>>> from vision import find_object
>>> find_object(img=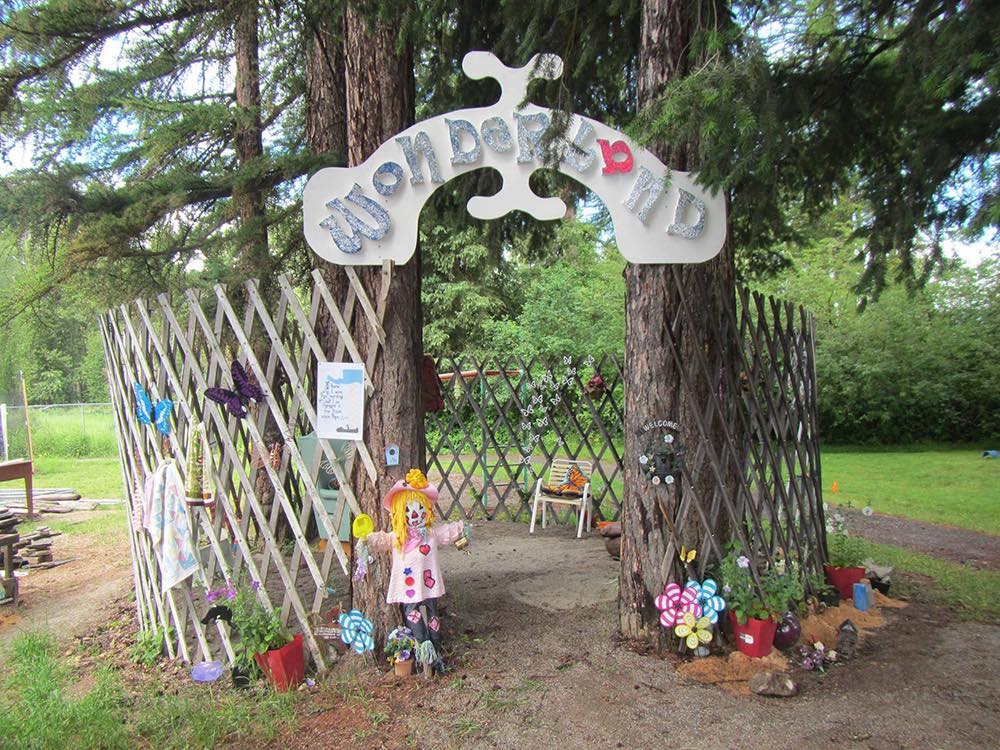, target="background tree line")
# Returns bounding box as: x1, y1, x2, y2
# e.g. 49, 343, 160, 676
1, 0, 997, 447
